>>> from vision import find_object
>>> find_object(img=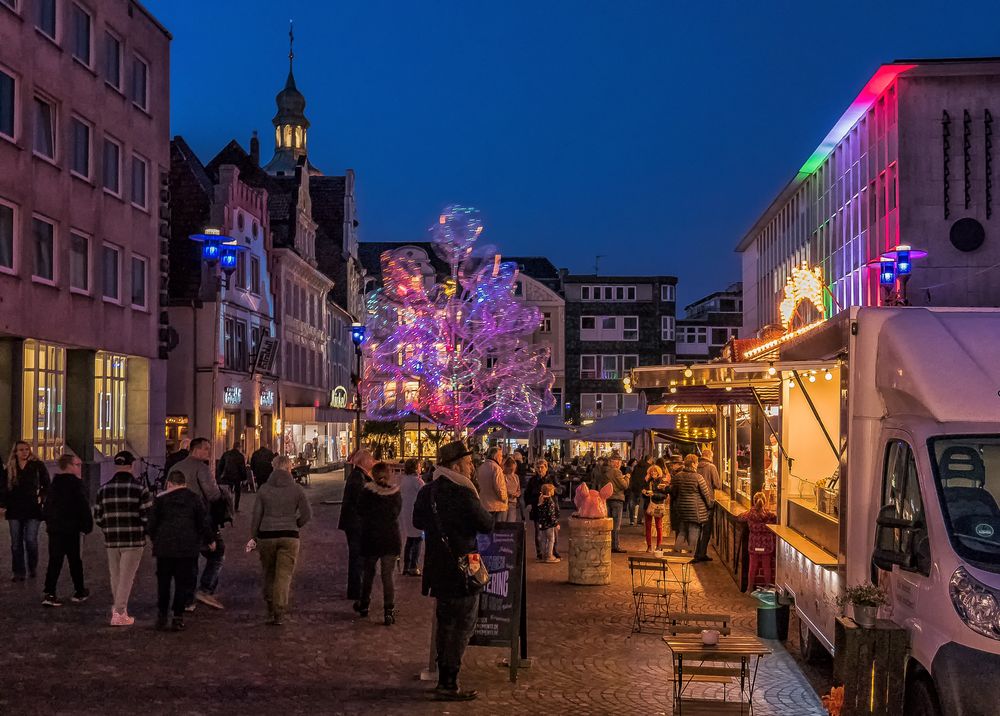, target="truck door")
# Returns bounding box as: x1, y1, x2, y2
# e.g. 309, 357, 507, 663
872, 438, 933, 626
